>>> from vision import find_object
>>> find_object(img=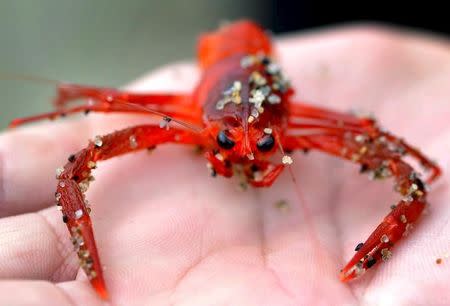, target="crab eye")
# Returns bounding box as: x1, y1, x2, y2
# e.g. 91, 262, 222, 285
256, 134, 275, 152
217, 130, 235, 149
